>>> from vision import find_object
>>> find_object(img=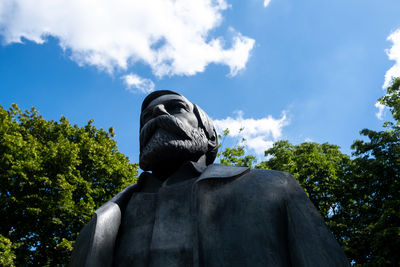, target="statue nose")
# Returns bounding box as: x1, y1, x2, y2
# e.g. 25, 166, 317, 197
153, 104, 169, 116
